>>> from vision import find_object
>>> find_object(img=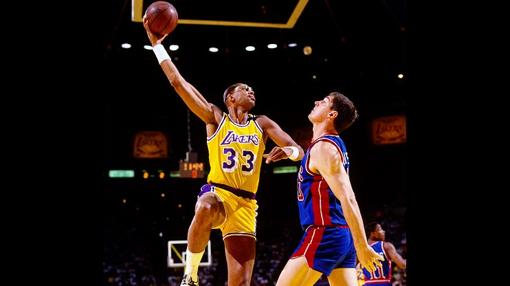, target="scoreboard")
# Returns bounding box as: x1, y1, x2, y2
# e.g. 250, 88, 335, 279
179, 161, 205, 178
